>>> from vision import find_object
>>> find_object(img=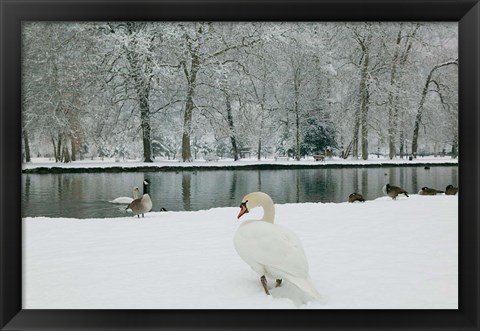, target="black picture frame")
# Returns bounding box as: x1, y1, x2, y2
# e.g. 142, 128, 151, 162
1, 0, 479, 330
